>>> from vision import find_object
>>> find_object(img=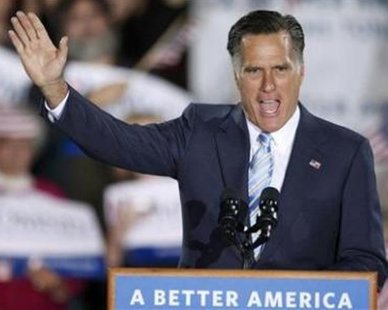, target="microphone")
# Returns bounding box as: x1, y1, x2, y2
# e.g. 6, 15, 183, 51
247, 187, 280, 248
218, 188, 253, 268
218, 188, 247, 243
192, 190, 246, 268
